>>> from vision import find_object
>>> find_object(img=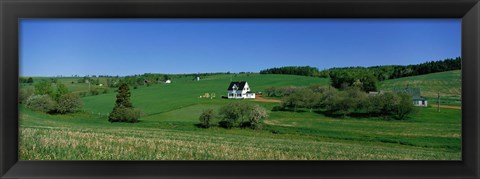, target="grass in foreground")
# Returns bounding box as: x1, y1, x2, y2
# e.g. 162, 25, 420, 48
19, 104, 461, 160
